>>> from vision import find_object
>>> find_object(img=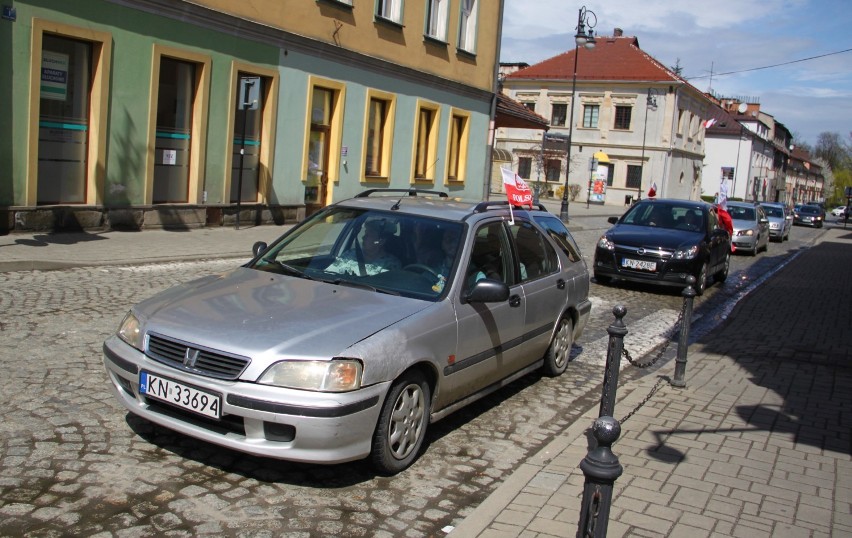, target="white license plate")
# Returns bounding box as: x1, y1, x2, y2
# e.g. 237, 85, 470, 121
140, 371, 221, 419
622, 258, 656, 271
